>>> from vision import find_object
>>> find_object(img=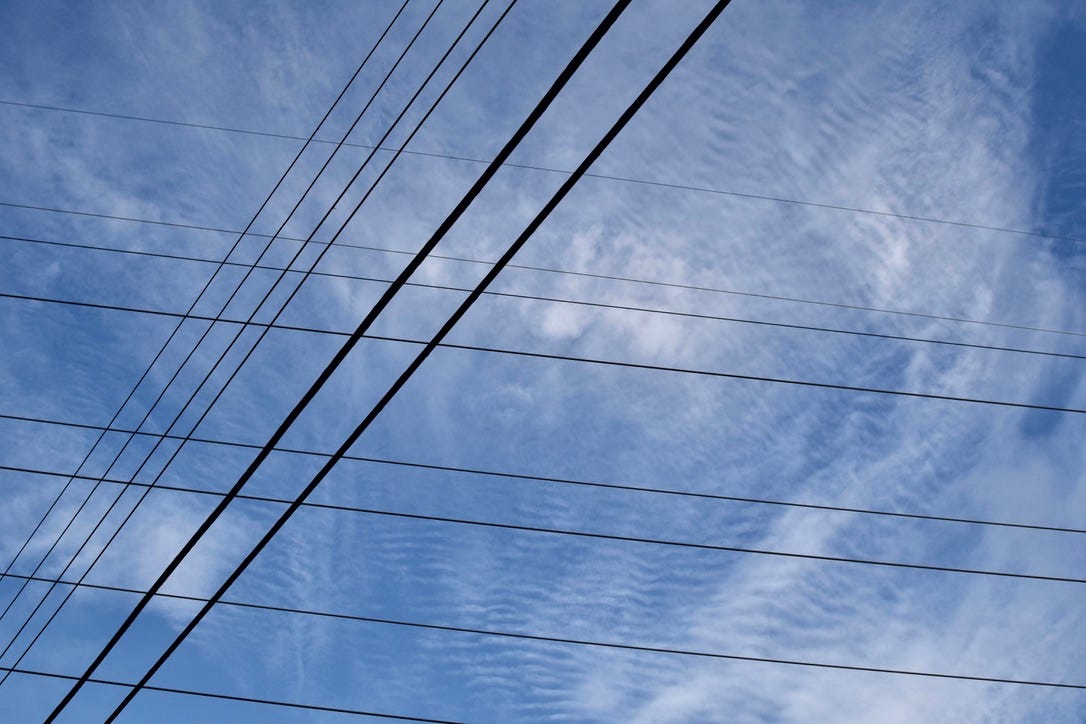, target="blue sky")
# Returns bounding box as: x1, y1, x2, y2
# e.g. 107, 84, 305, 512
1, 0, 1085, 721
